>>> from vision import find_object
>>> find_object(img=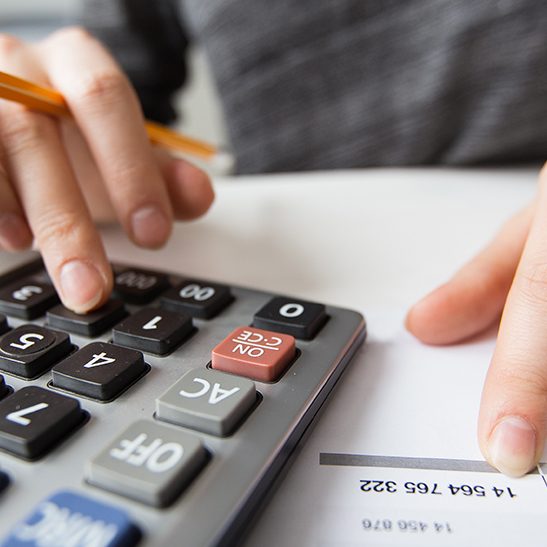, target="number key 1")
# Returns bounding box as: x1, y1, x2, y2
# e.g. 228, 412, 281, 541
112, 308, 193, 355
